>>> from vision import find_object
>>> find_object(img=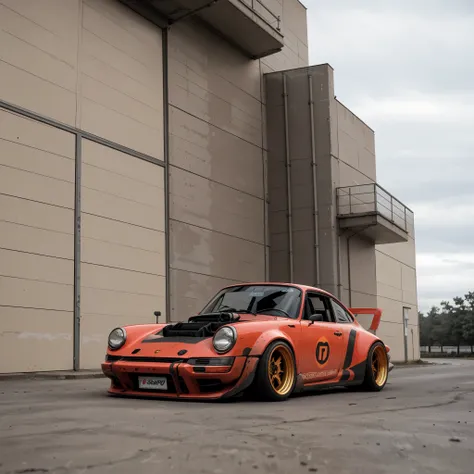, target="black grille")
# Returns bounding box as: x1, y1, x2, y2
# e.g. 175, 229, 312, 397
178, 376, 189, 394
